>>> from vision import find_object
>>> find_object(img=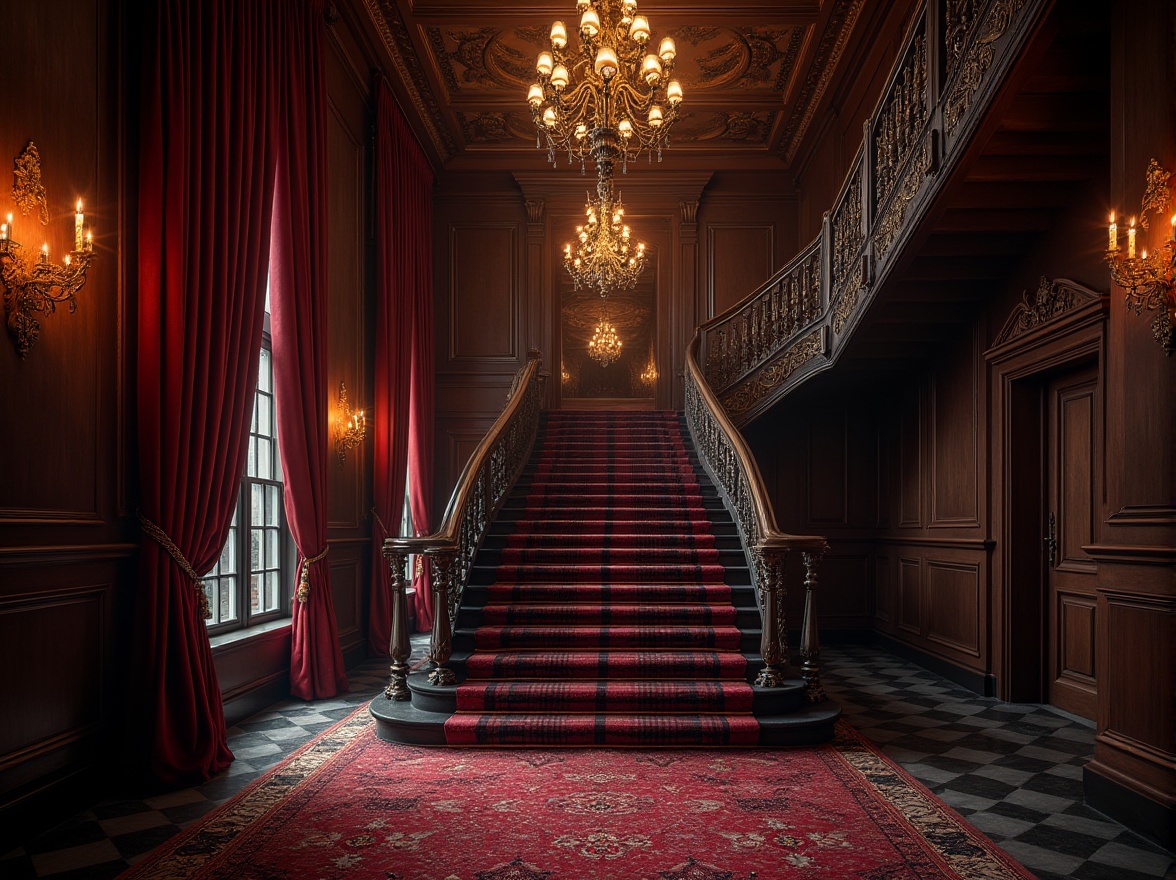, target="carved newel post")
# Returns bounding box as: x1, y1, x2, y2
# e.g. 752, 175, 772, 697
800, 550, 827, 702
382, 549, 411, 701
427, 551, 456, 686
751, 546, 788, 687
